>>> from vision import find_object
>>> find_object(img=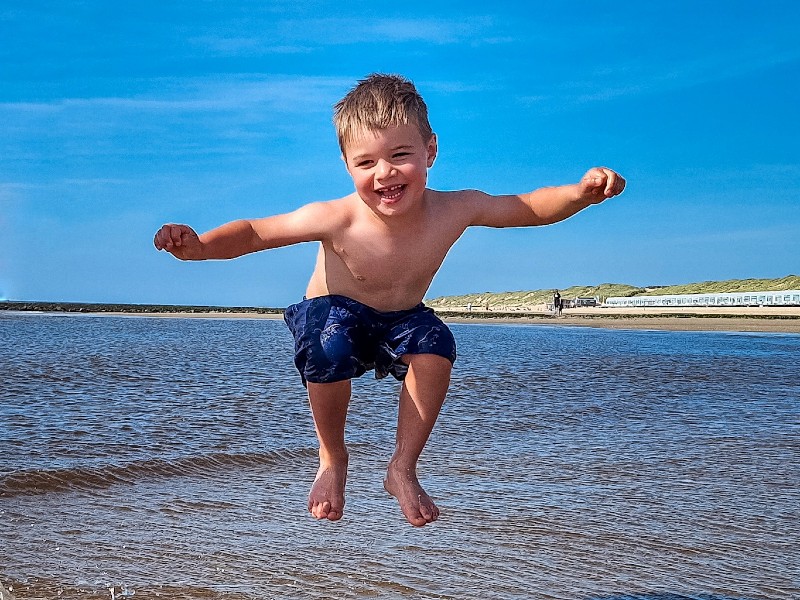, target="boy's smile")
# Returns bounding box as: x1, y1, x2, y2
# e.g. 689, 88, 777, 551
377, 184, 405, 202
343, 124, 437, 217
